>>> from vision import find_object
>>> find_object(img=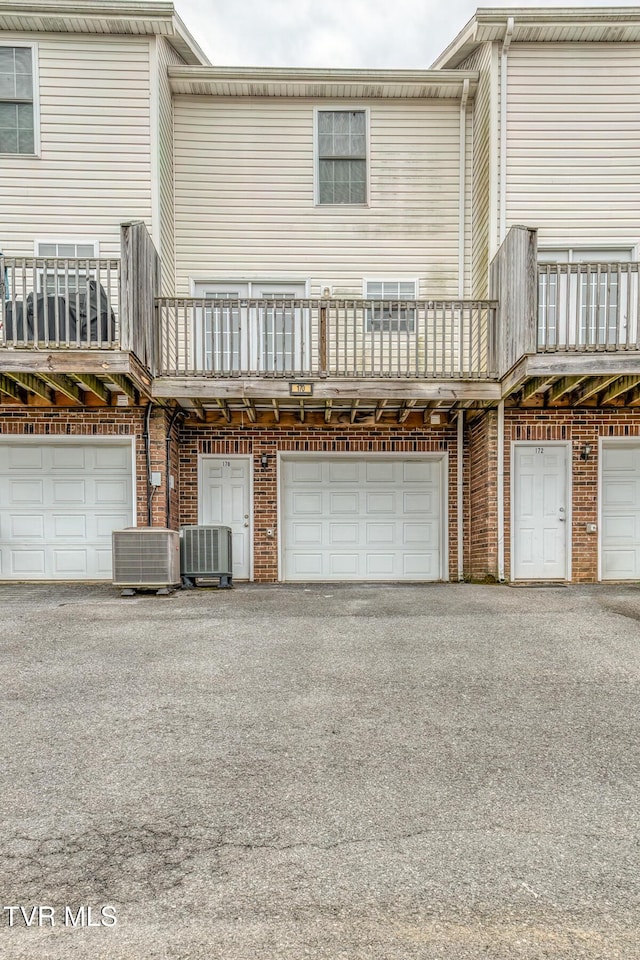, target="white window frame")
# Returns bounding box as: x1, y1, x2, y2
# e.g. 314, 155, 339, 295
538, 244, 638, 348
0, 41, 40, 157
313, 106, 370, 207
34, 238, 100, 296
363, 278, 418, 333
